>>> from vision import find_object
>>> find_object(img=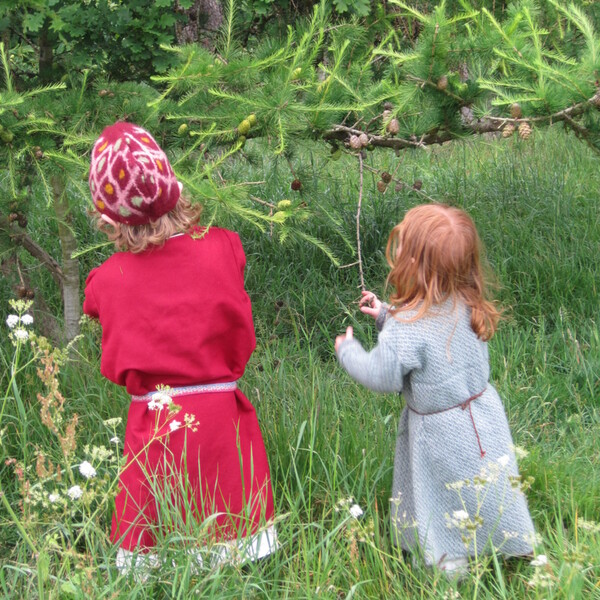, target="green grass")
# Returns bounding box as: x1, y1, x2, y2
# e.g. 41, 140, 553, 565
1, 127, 599, 598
